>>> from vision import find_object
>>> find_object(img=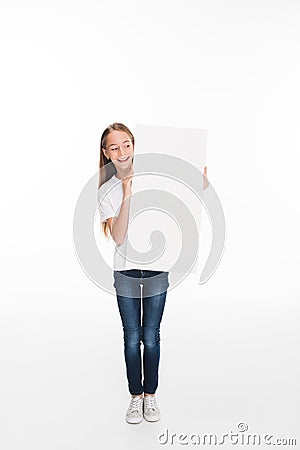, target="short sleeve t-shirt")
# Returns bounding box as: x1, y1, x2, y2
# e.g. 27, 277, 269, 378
98, 175, 128, 271
98, 175, 123, 223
